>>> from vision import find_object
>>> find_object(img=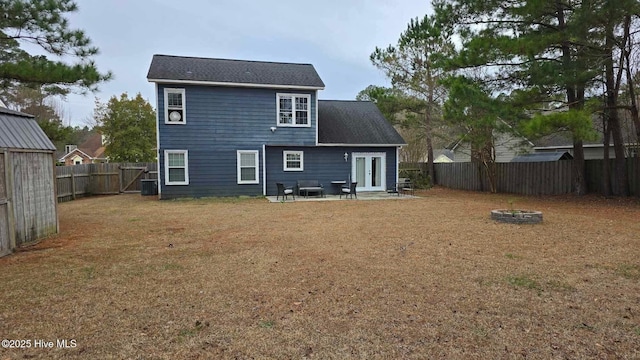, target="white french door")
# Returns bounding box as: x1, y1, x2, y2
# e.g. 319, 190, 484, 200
352, 152, 386, 191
